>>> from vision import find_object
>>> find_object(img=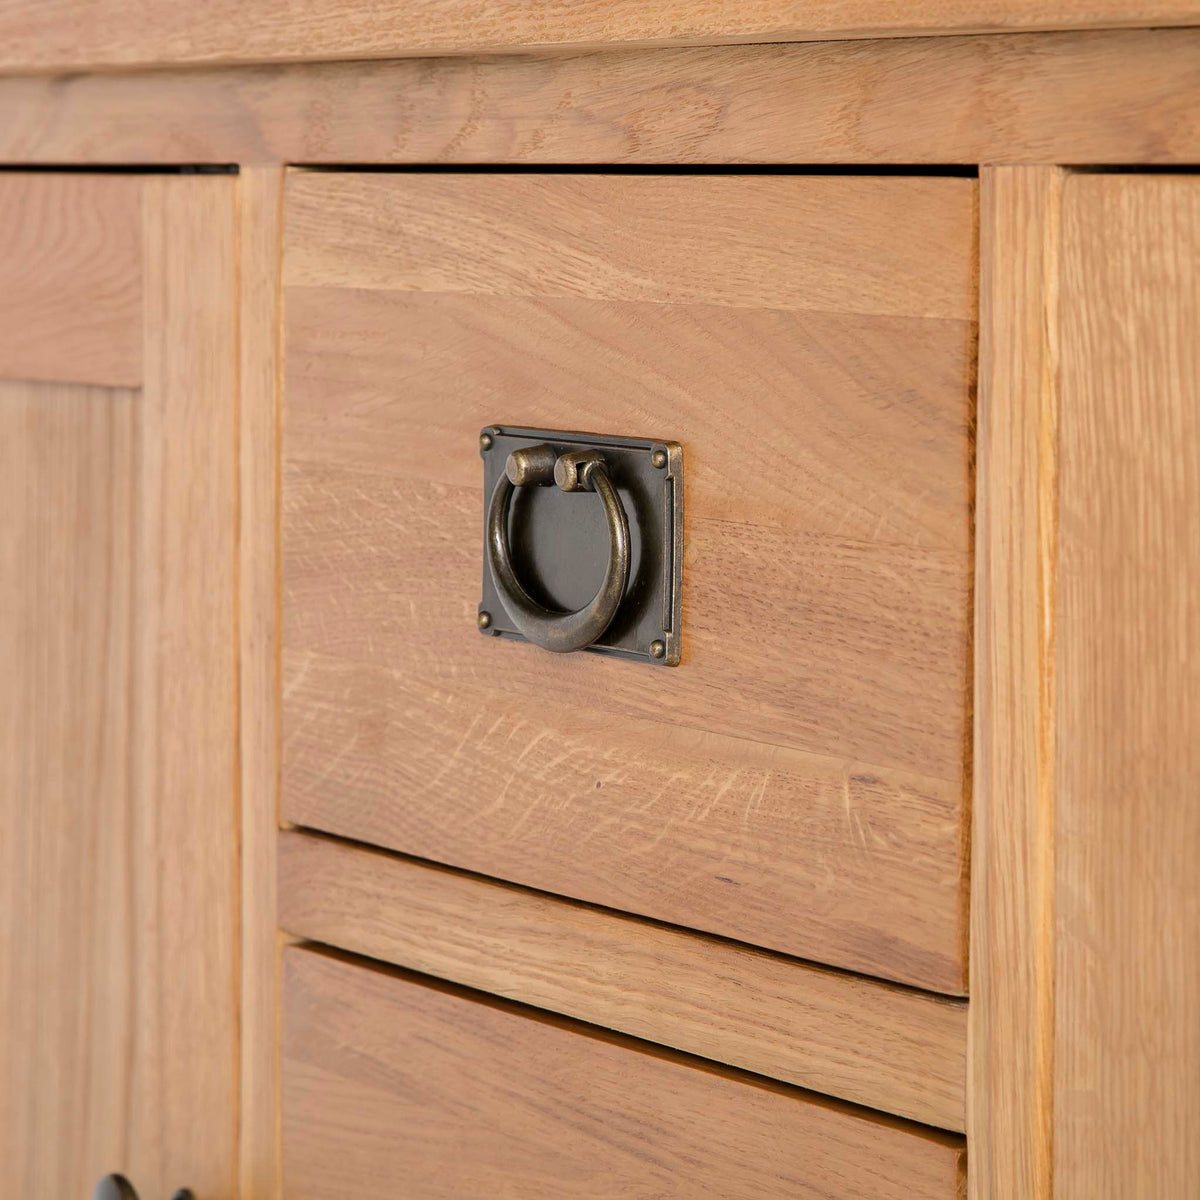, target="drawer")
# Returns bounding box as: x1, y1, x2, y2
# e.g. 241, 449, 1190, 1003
278, 829, 969, 1131
282, 946, 966, 1197
281, 171, 976, 992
